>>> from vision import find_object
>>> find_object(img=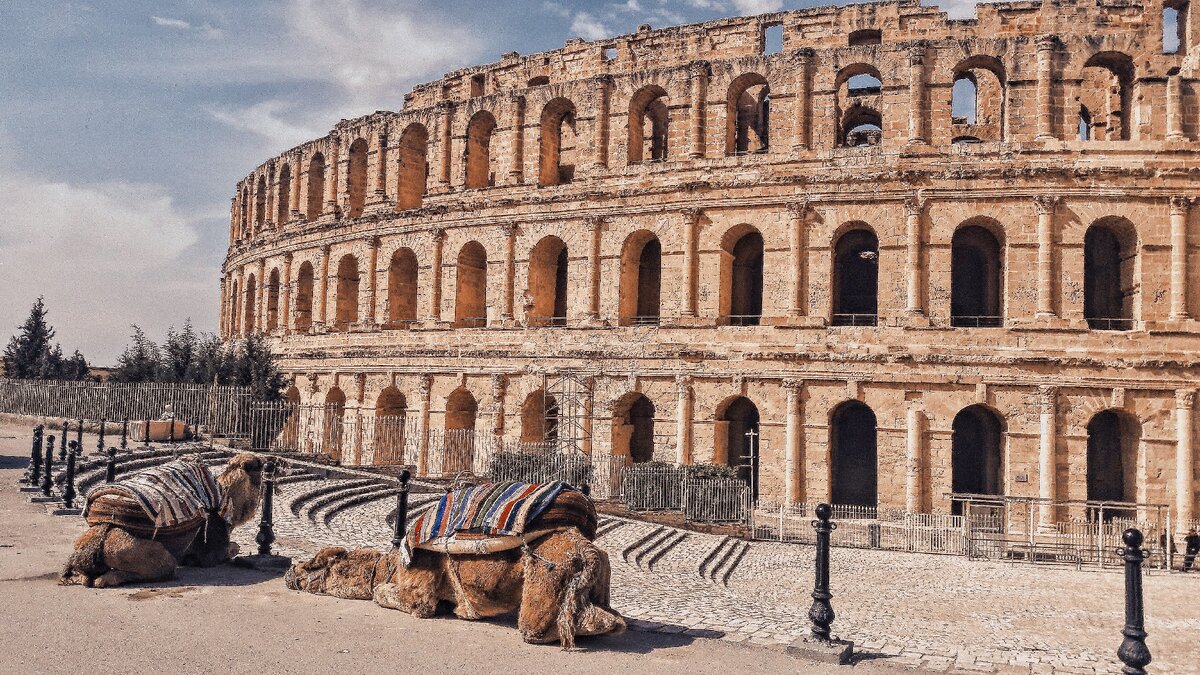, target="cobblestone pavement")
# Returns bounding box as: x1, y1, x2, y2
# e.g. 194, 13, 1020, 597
17, 436, 1198, 675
